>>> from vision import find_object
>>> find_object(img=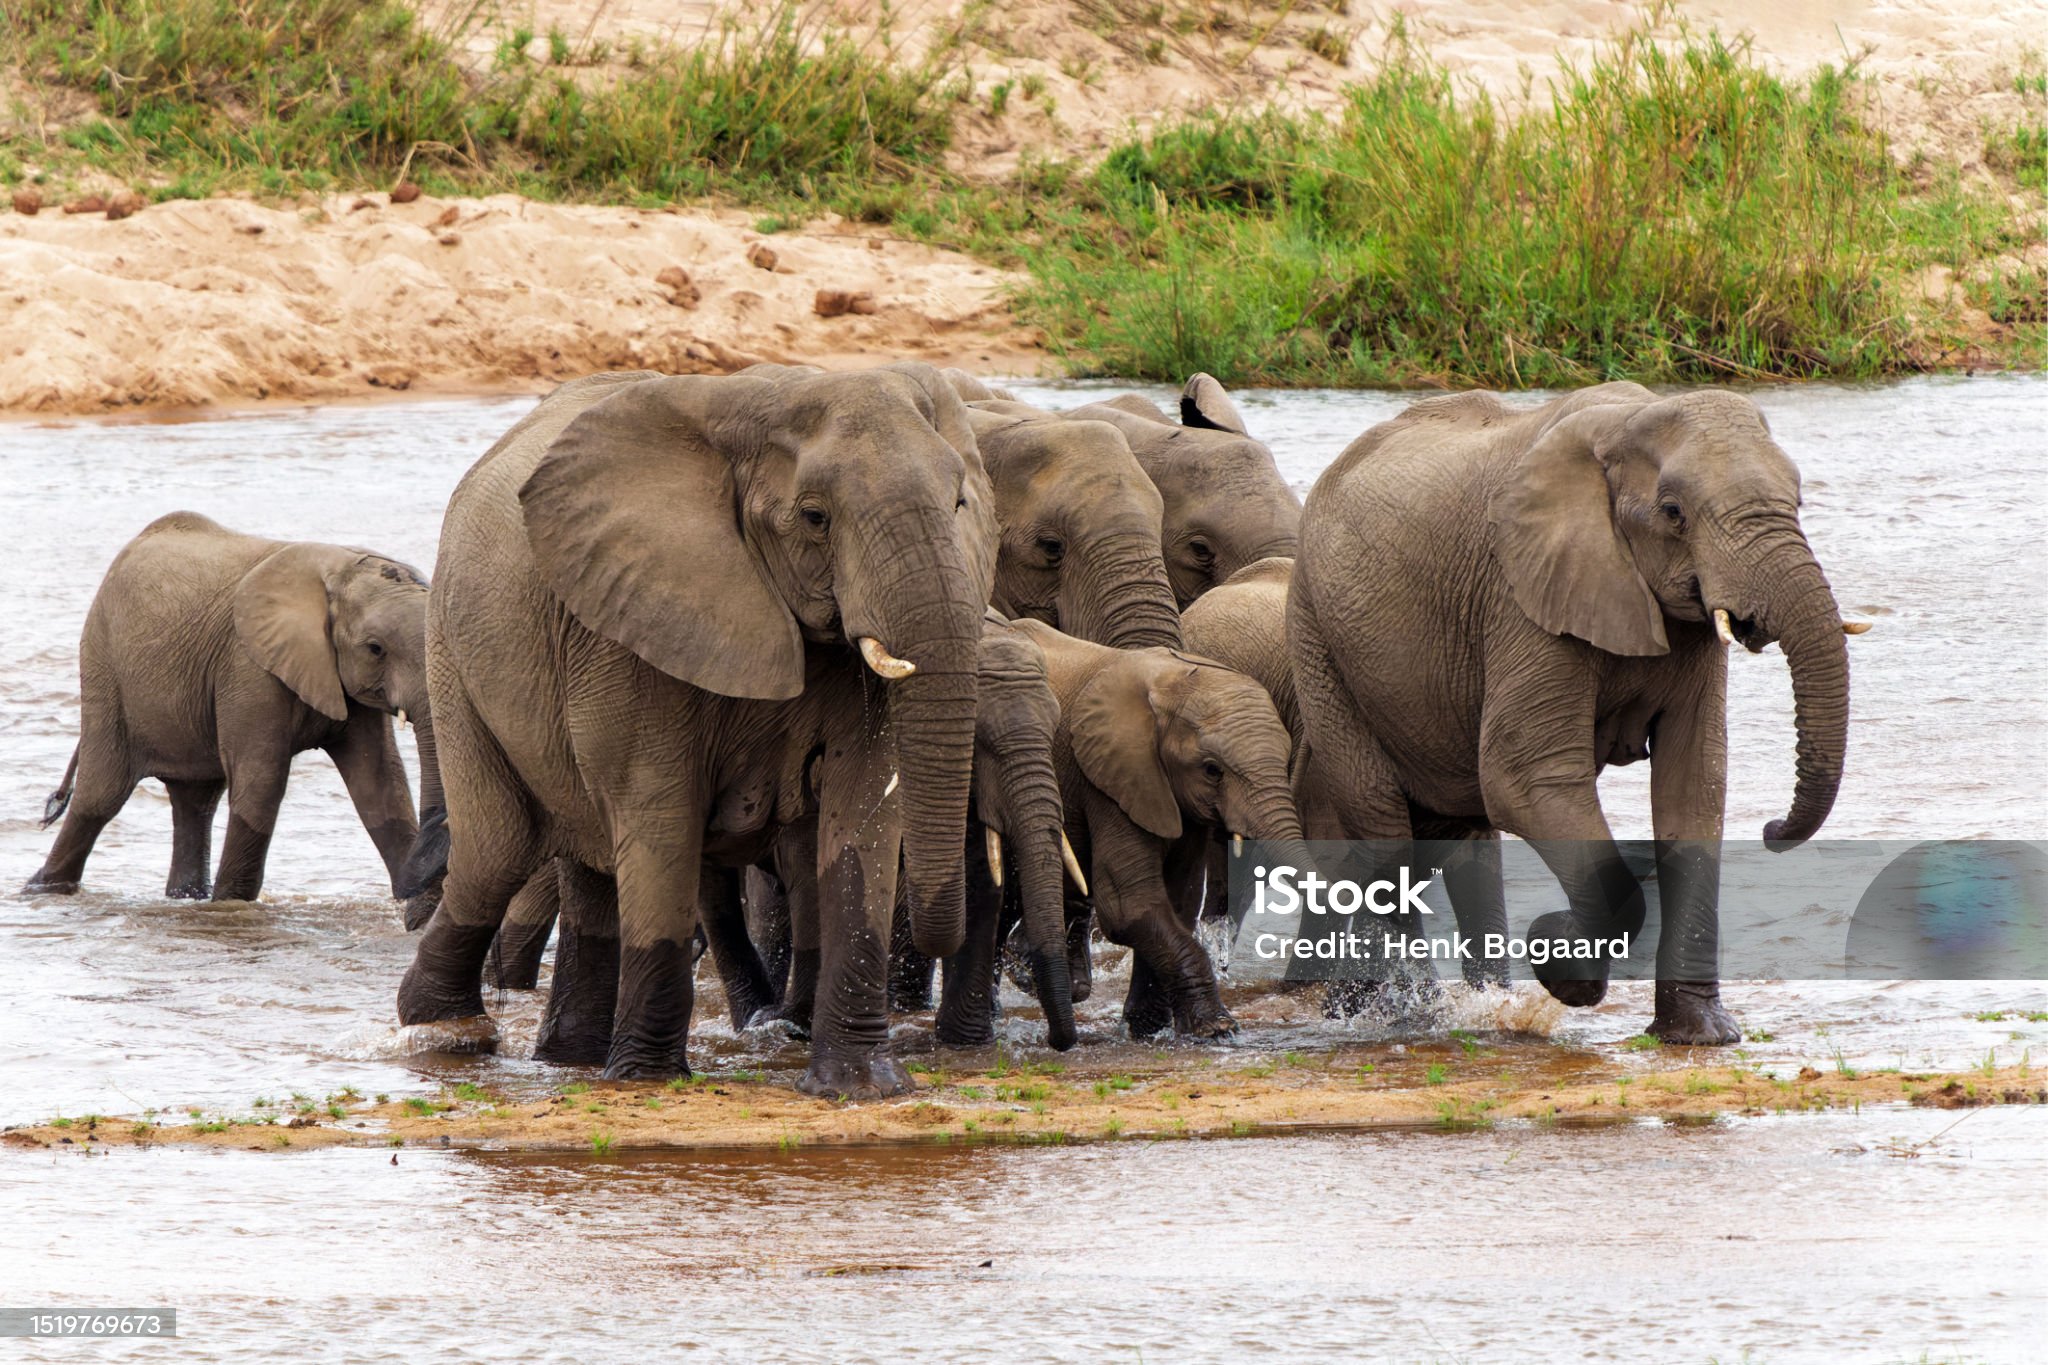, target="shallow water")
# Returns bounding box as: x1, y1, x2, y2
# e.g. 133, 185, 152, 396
2, 377, 2045, 1359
